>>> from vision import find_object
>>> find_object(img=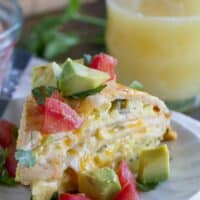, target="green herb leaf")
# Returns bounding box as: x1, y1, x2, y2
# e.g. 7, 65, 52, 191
71, 85, 106, 99
0, 169, 16, 186
50, 192, 59, 200
73, 13, 106, 27
66, 0, 80, 18
137, 182, 159, 192
23, 0, 106, 59
0, 149, 16, 186
15, 149, 36, 168
83, 54, 92, 66
0, 149, 8, 170
129, 81, 144, 91
32, 86, 58, 105
44, 33, 80, 59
